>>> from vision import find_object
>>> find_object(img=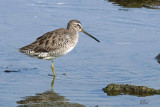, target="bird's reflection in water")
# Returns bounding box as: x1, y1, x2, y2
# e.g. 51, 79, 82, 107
51, 76, 55, 92
17, 76, 85, 107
